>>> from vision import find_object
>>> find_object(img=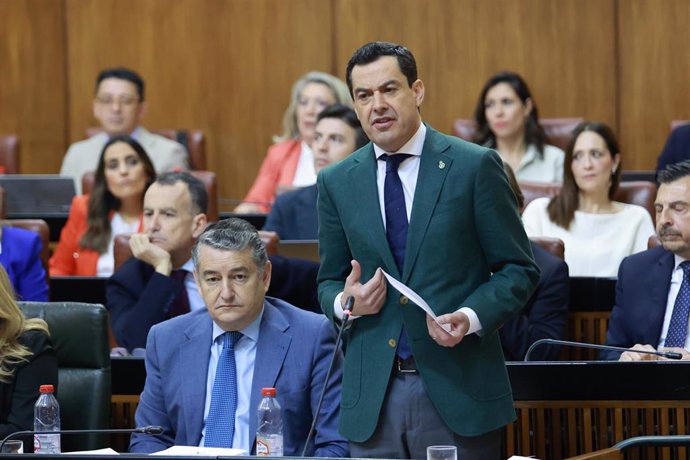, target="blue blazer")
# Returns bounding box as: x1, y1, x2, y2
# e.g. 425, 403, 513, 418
656, 124, 690, 174
263, 185, 318, 240
130, 297, 348, 457
0, 226, 48, 301
603, 246, 674, 360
